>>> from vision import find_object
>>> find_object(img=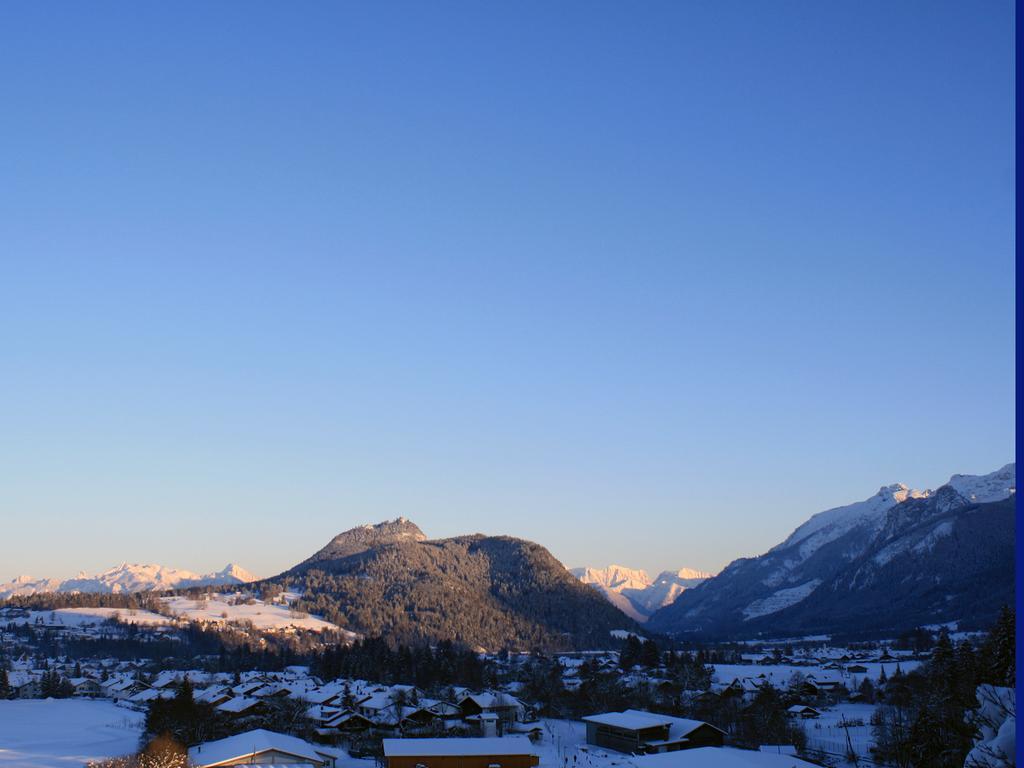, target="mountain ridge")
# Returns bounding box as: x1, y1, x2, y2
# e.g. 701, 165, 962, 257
647, 463, 1015, 638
